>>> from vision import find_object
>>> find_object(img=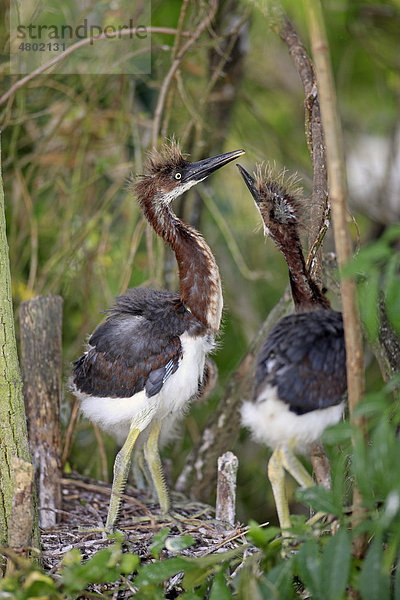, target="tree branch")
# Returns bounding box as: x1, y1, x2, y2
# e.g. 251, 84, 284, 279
151, 0, 219, 147
271, 7, 331, 489
0, 27, 192, 108
271, 8, 328, 285
304, 0, 367, 558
